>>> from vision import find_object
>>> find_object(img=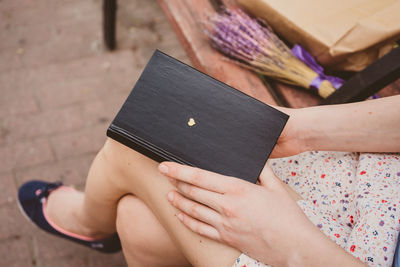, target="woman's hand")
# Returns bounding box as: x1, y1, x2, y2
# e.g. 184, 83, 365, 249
158, 162, 322, 266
